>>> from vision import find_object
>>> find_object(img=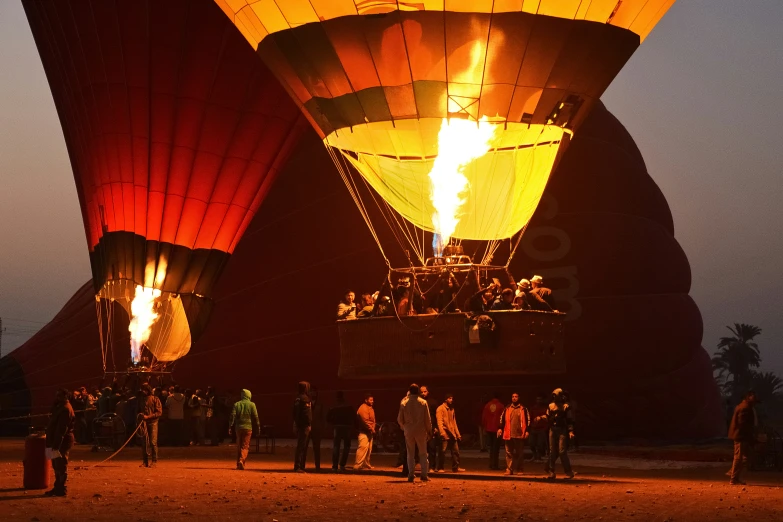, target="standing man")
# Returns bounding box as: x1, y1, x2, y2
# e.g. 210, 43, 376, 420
355, 393, 376, 470
165, 386, 186, 446
327, 391, 354, 471
530, 275, 557, 311
139, 383, 162, 468
527, 393, 549, 461
45, 388, 75, 497
228, 389, 259, 470
307, 386, 327, 472
497, 393, 530, 475
482, 393, 504, 470
292, 381, 312, 472
419, 385, 439, 470
436, 393, 464, 473
728, 390, 759, 485
397, 384, 432, 483
543, 388, 575, 480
